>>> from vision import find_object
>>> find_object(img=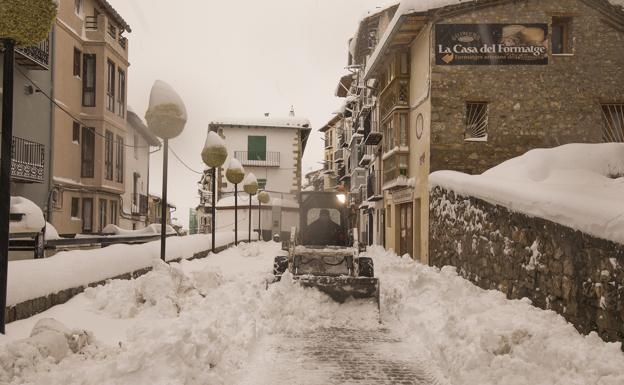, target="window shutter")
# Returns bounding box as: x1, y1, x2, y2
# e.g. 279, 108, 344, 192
247, 136, 266, 161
